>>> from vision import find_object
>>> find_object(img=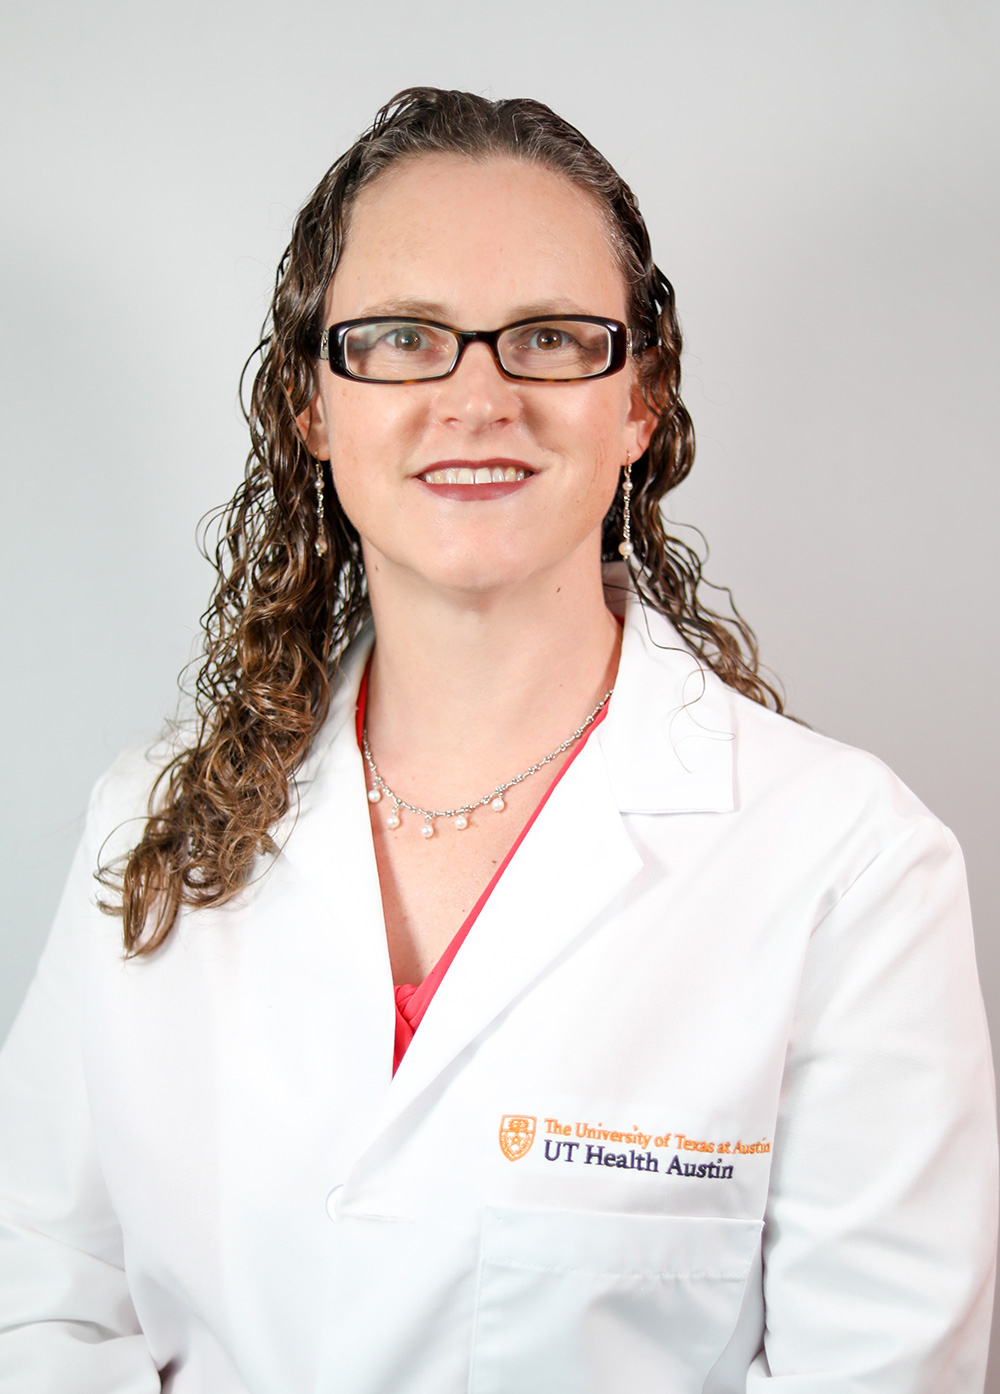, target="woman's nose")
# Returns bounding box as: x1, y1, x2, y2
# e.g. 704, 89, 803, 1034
429, 341, 523, 430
